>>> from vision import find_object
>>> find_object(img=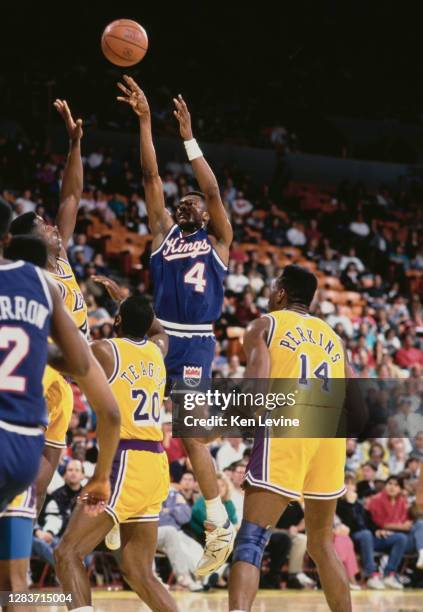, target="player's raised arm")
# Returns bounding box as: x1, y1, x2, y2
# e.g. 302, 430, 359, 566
117, 76, 173, 247
54, 99, 83, 251
173, 95, 233, 261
